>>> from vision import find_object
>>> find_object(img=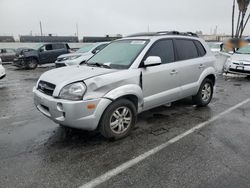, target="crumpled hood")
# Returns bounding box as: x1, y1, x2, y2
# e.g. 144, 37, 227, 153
231, 53, 250, 64
38, 65, 117, 94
